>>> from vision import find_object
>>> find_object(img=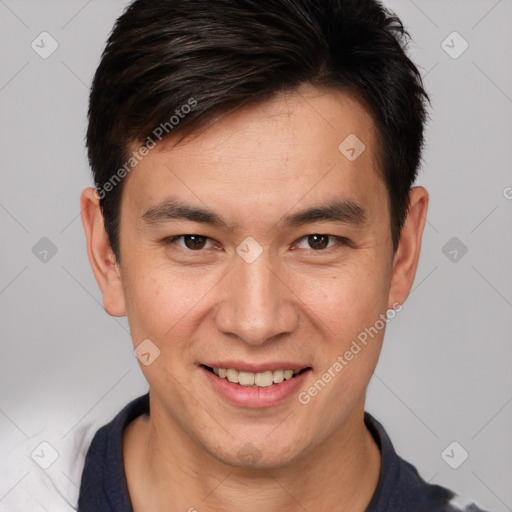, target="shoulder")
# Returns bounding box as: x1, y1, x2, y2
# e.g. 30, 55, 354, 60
364, 412, 491, 512
78, 393, 149, 512
396, 459, 490, 512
